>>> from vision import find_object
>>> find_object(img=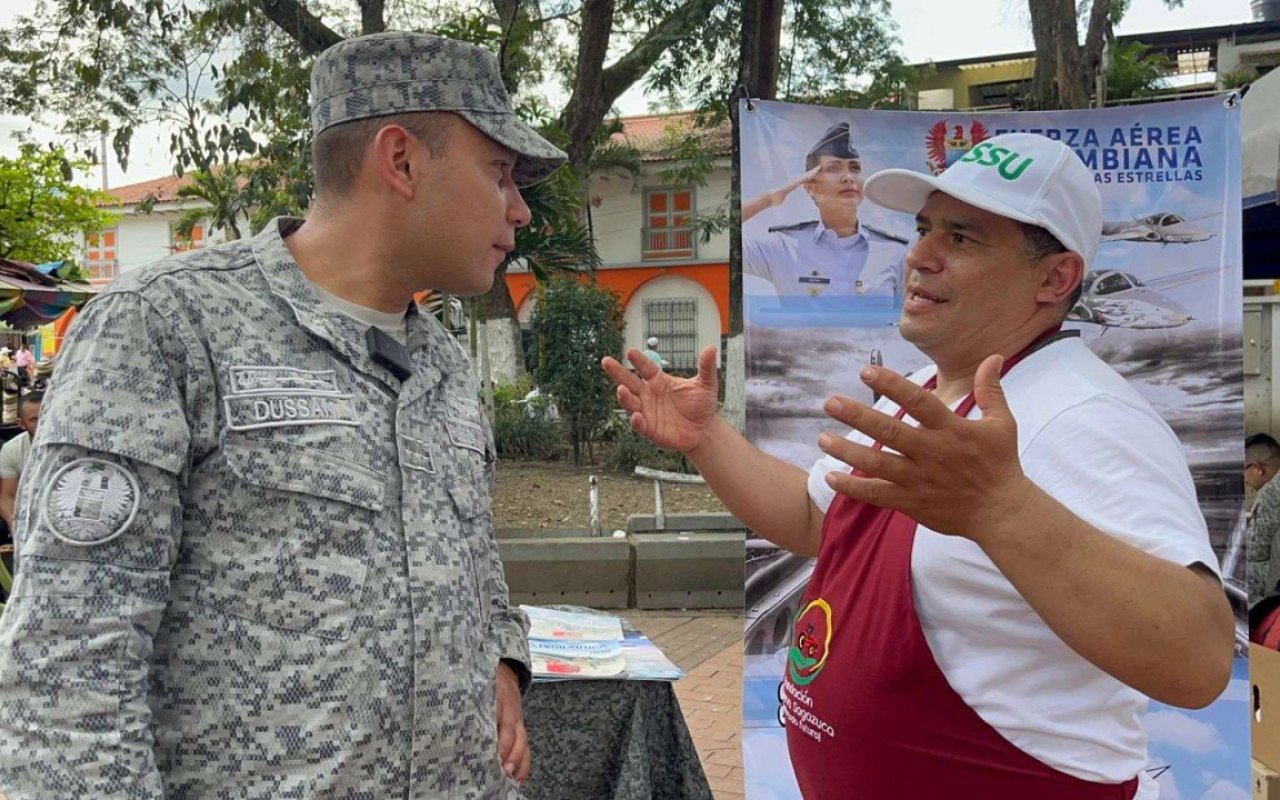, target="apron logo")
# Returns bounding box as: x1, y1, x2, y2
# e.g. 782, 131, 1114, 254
43, 458, 140, 547
788, 598, 833, 686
